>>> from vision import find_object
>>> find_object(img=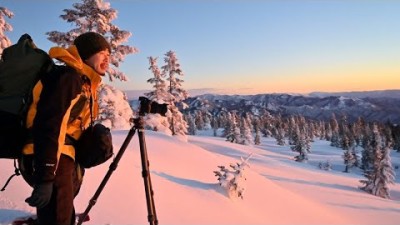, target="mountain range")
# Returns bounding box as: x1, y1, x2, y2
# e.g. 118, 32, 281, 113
125, 89, 400, 124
